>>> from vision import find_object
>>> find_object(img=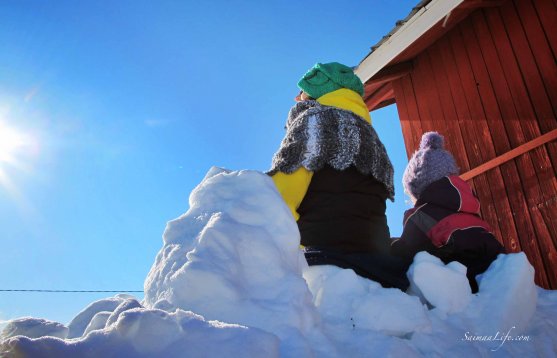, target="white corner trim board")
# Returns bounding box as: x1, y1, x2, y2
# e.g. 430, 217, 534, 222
355, 0, 465, 83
